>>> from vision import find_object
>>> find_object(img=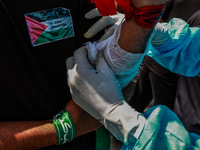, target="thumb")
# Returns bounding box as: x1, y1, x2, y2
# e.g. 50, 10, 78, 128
96, 52, 113, 73
98, 24, 117, 42
66, 57, 75, 71
66, 57, 75, 87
